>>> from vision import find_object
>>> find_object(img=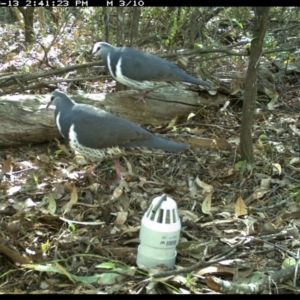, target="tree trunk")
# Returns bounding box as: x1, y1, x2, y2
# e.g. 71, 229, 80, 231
102, 7, 110, 42
115, 8, 127, 92
189, 8, 200, 46
129, 7, 141, 46
240, 7, 270, 163
116, 7, 124, 47
18, 7, 35, 43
